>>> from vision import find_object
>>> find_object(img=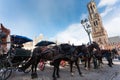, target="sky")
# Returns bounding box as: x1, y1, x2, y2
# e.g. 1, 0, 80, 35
0, 0, 120, 45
